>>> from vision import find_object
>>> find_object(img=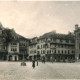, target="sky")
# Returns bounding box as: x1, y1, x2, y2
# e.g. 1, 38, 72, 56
0, 1, 80, 38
